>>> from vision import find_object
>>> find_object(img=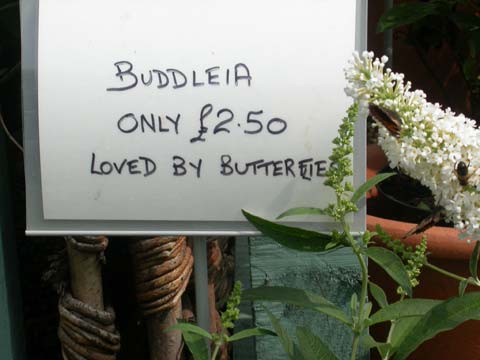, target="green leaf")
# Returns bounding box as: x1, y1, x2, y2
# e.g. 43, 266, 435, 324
361, 334, 391, 358
369, 282, 388, 308
459, 279, 469, 297
242, 210, 341, 252
264, 307, 304, 360
228, 327, 276, 342
296, 326, 338, 360
370, 299, 441, 325
277, 207, 328, 219
462, 57, 477, 81
361, 334, 382, 349
377, 3, 438, 33
243, 286, 351, 325
350, 293, 358, 316
367, 247, 412, 297
182, 331, 209, 360
416, 201, 432, 211
393, 293, 480, 360
387, 317, 422, 355
468, 29, 480, 58
351, 173, 396, 204
469, 241, 480, 280
451, 12, 480, 32
361, 302, 373, 322
165, 322, 213, 340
